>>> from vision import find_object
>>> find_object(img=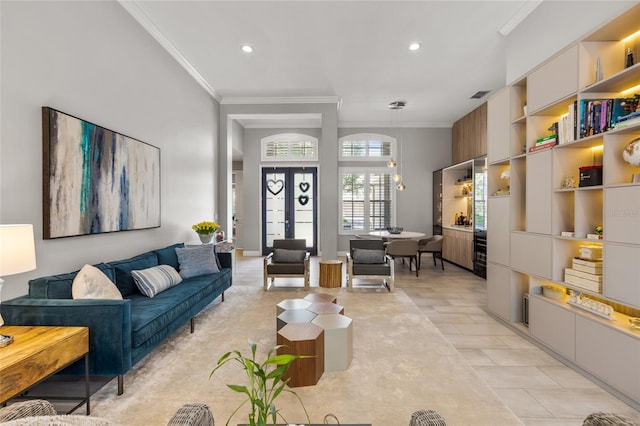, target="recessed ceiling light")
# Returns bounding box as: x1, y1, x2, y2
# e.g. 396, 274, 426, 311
241, 44, 254, 54
408, 43, 421, 51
